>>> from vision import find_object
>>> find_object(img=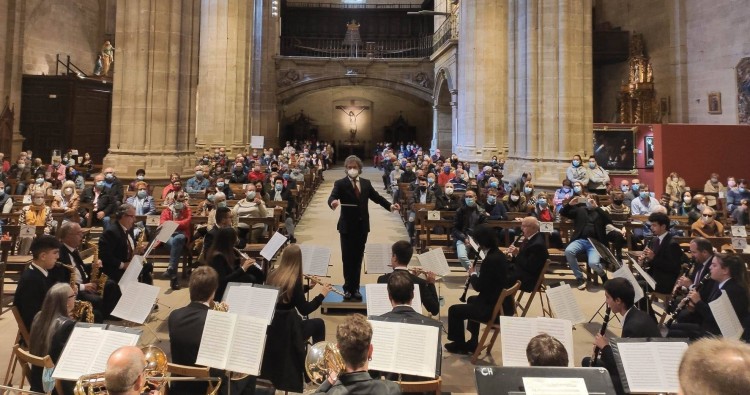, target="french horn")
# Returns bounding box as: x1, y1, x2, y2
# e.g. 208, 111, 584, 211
305, 341, 345, 385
